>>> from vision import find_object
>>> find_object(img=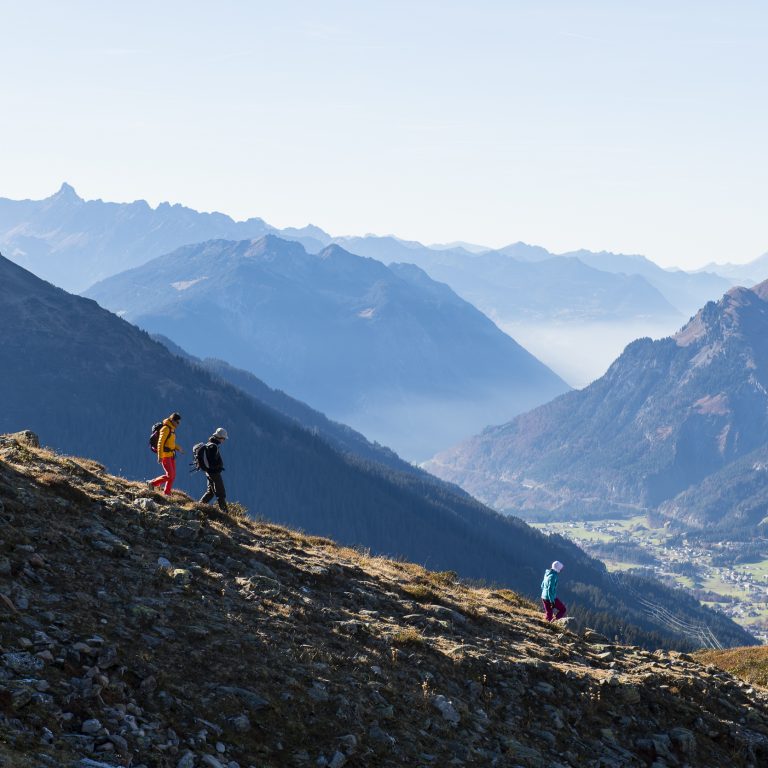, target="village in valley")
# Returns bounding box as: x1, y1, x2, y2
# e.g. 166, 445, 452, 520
531, 515, 768, 644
